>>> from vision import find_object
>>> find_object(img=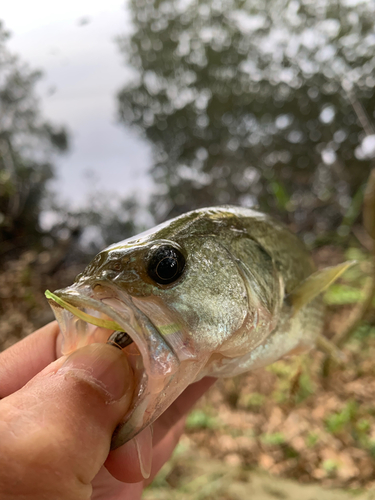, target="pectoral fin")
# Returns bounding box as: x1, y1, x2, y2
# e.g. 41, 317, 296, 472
288, 261, 356, 314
